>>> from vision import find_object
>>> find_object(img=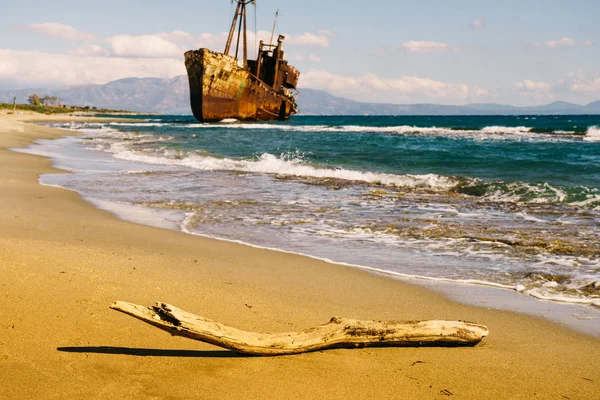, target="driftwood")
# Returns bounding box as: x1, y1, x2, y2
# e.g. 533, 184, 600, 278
111, 301, 488, 356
